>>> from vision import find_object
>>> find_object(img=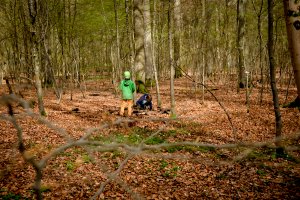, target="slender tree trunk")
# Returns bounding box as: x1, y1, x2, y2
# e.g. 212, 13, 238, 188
252, 0, 264, 105
237, 0, 247, 91
268, 0, 283, 155
169, 0, 176, 118
174, 0, 182, 78
258, 1, 264, 105
283, 0, 300, 104
202, 0, 207, 103
114, 0, 122, 81
152, 0, 162, 109
29, 0, 46, 117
